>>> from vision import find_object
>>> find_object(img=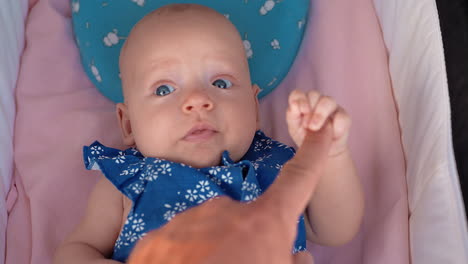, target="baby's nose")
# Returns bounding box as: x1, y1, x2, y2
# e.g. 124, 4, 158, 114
182, 93, 214, 113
